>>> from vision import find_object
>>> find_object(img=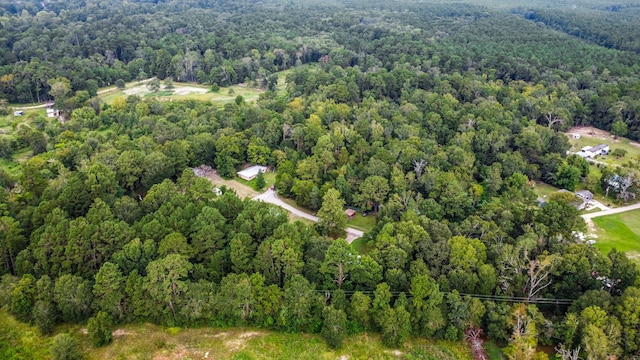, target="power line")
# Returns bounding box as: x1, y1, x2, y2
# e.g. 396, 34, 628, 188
311, 289, 574, 305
